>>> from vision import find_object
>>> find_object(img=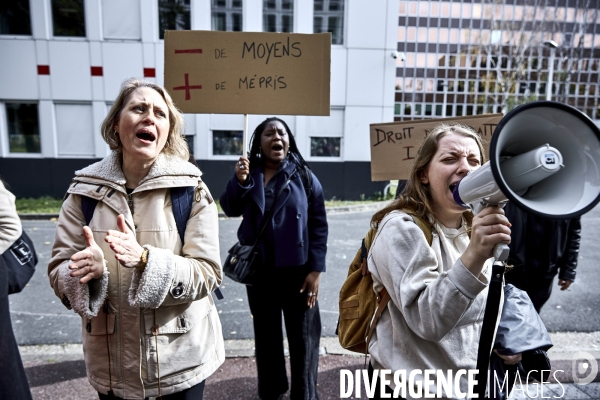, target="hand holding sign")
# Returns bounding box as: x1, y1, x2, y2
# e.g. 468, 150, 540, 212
236, 156, 250, 184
